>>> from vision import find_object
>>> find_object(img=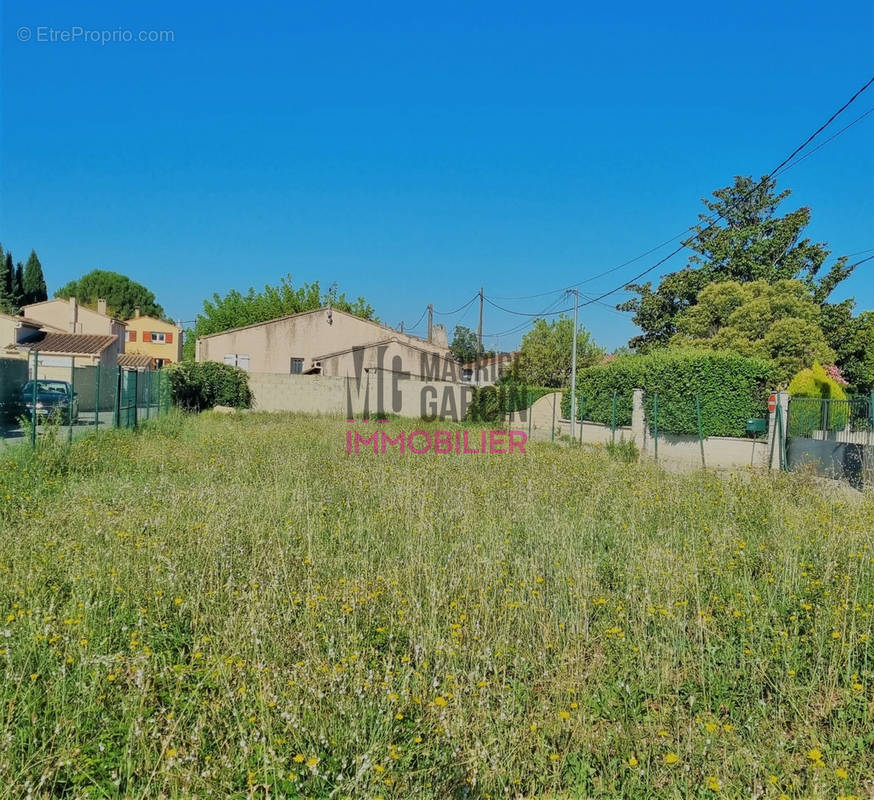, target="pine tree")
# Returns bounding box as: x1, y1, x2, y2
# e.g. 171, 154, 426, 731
0, 246, 14, 312
21, 250, 48, 306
